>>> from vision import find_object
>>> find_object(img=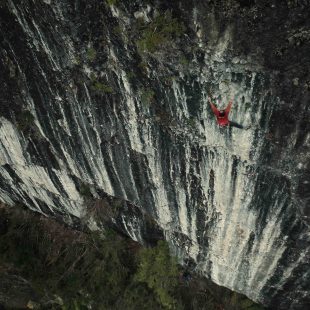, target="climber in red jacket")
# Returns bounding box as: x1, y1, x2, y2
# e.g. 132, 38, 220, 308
208, 97, 243, 129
